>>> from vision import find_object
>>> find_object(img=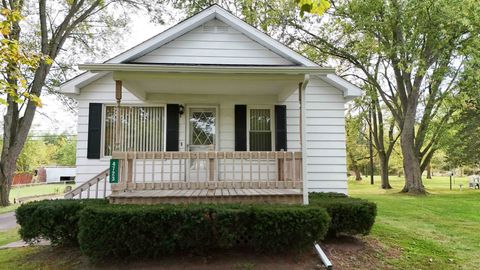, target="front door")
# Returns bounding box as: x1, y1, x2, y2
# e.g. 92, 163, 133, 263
187, 107, 216, 180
